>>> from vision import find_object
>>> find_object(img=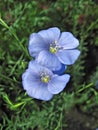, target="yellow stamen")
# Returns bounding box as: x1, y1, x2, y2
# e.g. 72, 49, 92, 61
41, 75, 50, 83
50, 46, 57, 53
